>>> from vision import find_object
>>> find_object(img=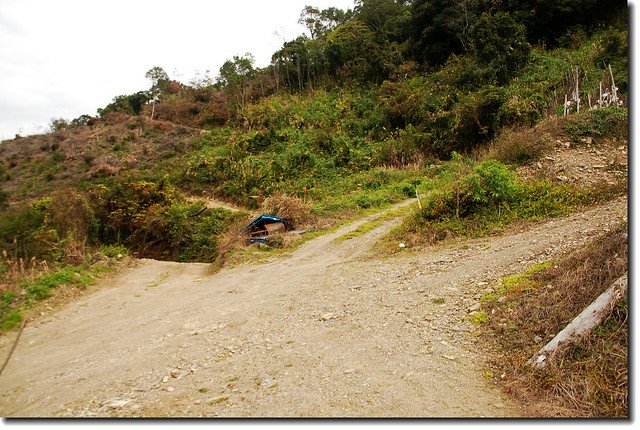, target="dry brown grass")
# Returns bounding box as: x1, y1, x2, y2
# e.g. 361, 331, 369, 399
480, 222, 628, 417
259, 193, 313, 228
476, 125, 554, 165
